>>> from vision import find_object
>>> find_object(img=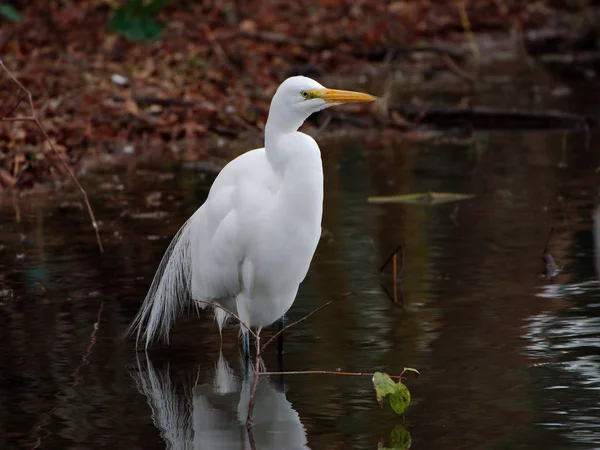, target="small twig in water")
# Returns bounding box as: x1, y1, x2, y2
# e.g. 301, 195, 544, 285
379, 245, 403, 273
0, 60, 104, 253
261, 292, 351, 353
194, 299, 258, 339
379, 245, 405, 305
259, 370, 406, 380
